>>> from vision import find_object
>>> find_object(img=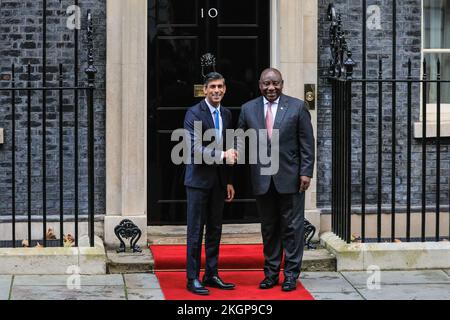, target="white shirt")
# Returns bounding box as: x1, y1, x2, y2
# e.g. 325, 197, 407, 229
263, 96, 280, 122
205, 99, 222, 139
205, 99, 226, 160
